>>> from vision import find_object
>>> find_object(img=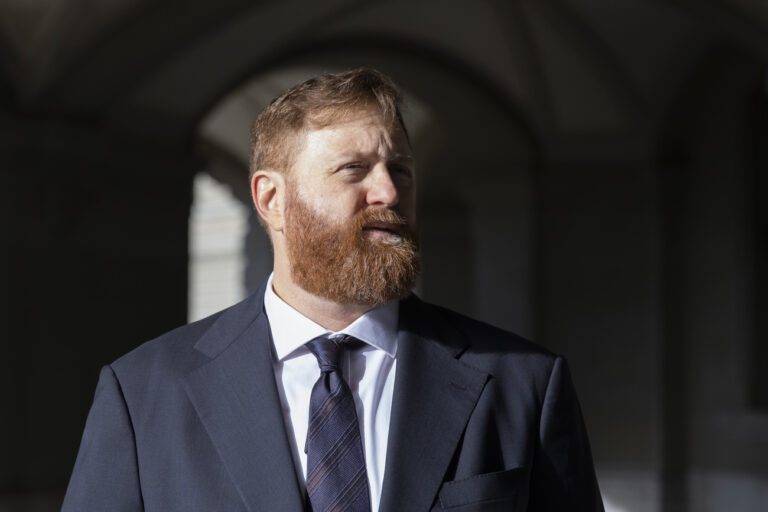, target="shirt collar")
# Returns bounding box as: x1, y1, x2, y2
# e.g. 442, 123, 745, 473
263, 273, 399, 361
